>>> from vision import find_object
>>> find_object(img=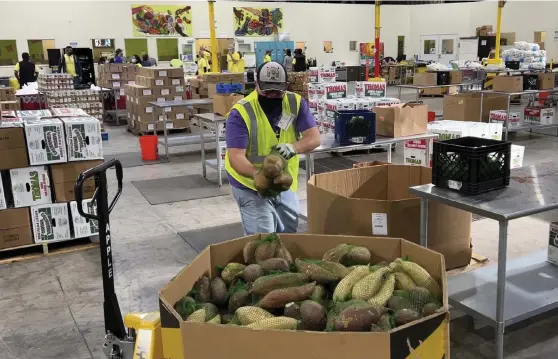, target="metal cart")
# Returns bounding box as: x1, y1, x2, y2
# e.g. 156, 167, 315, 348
194, 112, 227, 187
395, 82, 482, 102
409, 162, 558, 359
